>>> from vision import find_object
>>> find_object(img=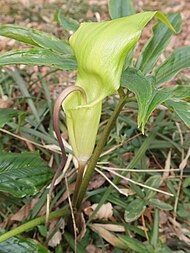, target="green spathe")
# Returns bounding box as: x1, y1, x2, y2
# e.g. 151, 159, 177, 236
62, 11, 175, 163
